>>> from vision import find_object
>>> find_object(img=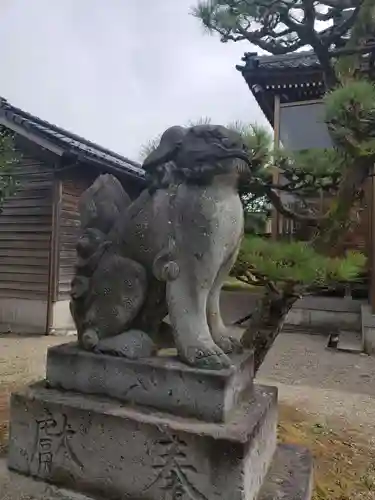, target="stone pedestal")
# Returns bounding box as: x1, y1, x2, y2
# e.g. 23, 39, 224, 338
45, 343, 254, 423
7, 345, 313, 499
